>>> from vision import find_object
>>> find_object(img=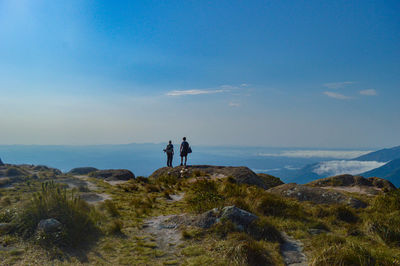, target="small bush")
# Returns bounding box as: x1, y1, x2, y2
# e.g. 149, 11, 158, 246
210, 220, 237, 238
247, 218, 282, 242
226, 233, 274, 266
253, 193, 301, 218
365, 212, 400, 245
14, 181, 99, 247
104, 200, 120, 217
311, 241, 398, 266
185, 180, 225, 213
156, 174, 178, 186
107, 219, 123, 235
333, 206, 358, 223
